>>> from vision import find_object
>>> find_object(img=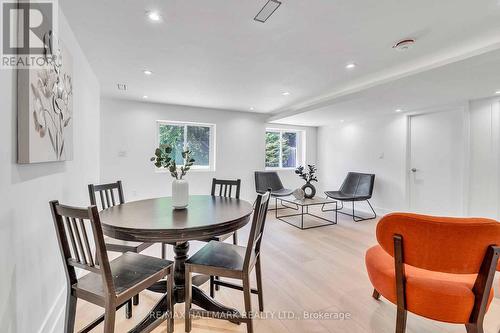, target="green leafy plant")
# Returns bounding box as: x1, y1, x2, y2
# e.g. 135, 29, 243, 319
150, 144, 195, 180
